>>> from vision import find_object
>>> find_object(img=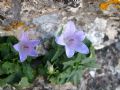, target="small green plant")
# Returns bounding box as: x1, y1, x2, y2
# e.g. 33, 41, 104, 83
46, 37, 96, 85
0, 21, 97, 89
